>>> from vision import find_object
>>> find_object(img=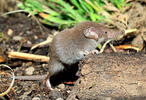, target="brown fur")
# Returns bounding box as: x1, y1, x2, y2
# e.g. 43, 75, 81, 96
15, 21, 124, 90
